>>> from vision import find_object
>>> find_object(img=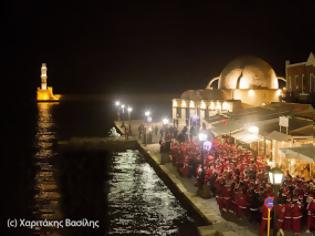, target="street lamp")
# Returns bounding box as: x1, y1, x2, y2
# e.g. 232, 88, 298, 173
162, 118, 169, 125
121, 104, 125, 127
127, 106, 133, 135
197, 132, 211, 198
268, 167, 284, 236
145, 110, 151, 117
114, 100, 121, 121
143, 110, 151, 145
